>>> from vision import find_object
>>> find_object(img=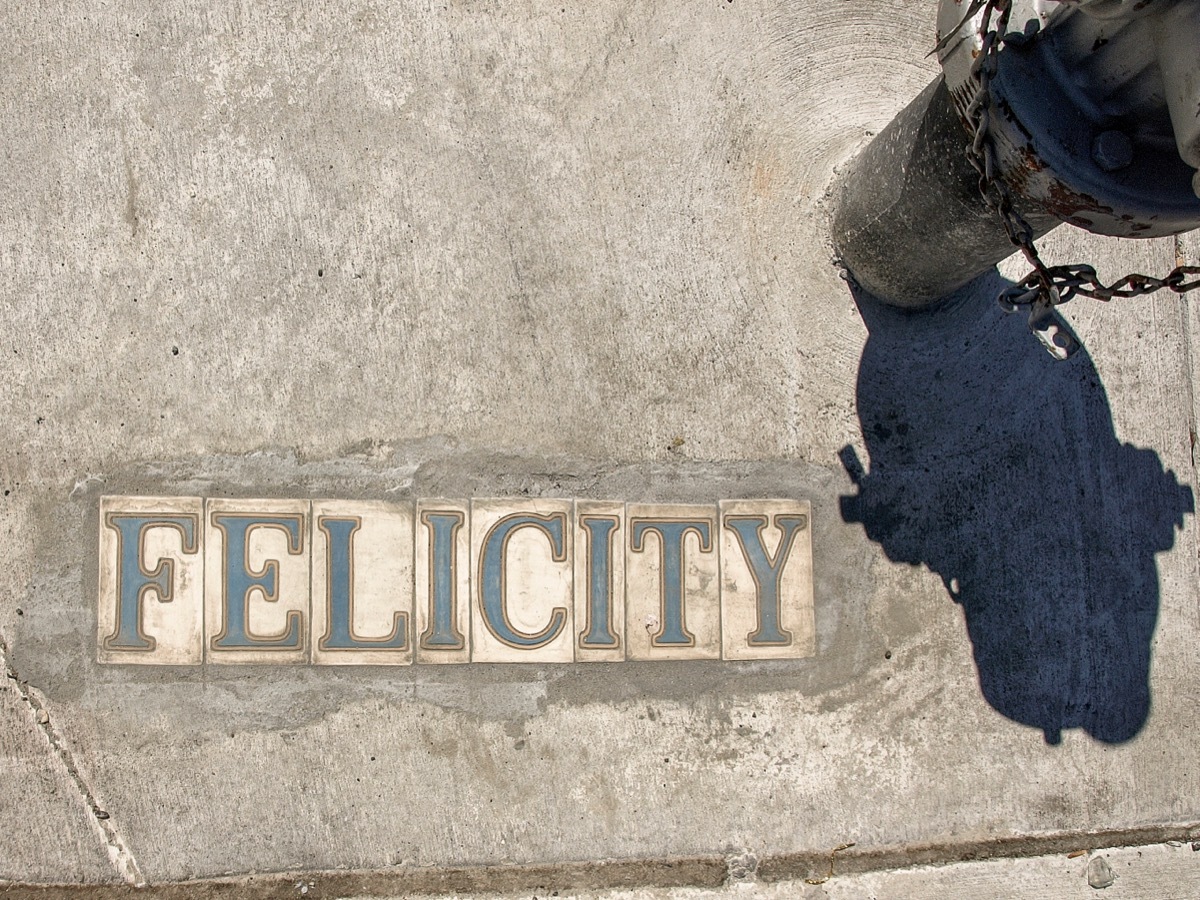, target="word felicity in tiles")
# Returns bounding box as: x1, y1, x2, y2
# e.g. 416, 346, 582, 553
98, 497, 815, 665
